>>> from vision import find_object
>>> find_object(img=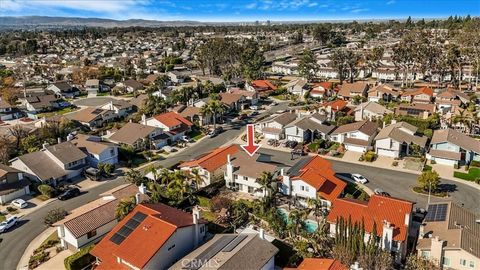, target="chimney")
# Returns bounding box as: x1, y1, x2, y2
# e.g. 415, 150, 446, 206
350, 262, 363, 270
134, 193, 141, 204
419, 224, 425, 239
192, 205, 200, 224
138, 183, 147, 194
259, 228, 265, 240
404, 213, 410, 227
227, 154, 231, 164
280, 168, 284, 176
57, 137, 62, 144
193, 206, 201, 248
141, 114, 147, 125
